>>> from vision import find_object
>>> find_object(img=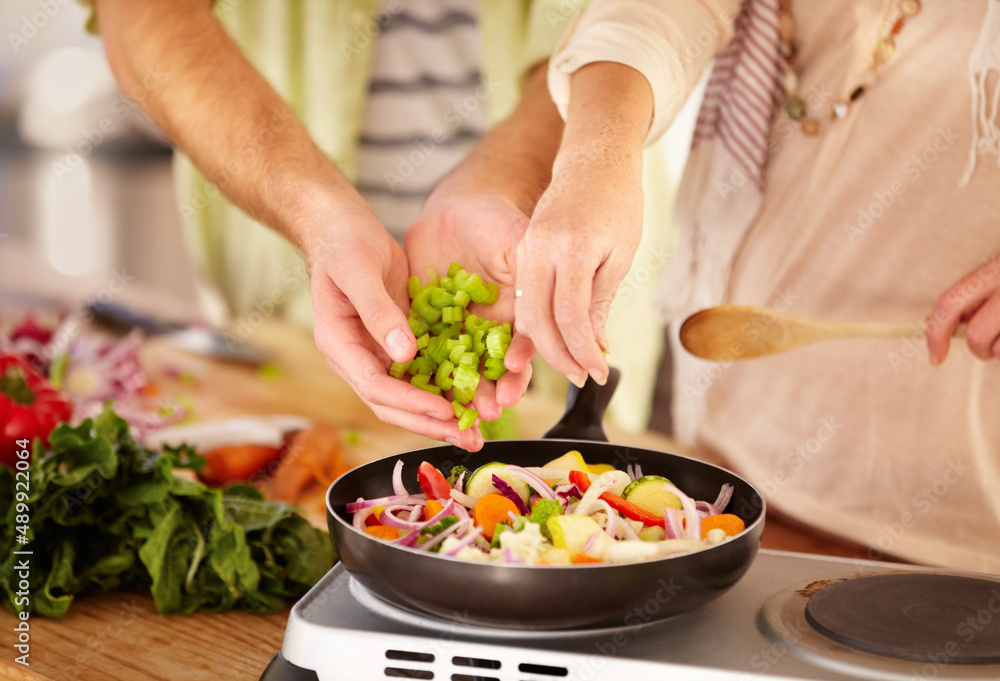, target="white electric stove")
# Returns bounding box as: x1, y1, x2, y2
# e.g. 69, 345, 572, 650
260, 549, 1000, 681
